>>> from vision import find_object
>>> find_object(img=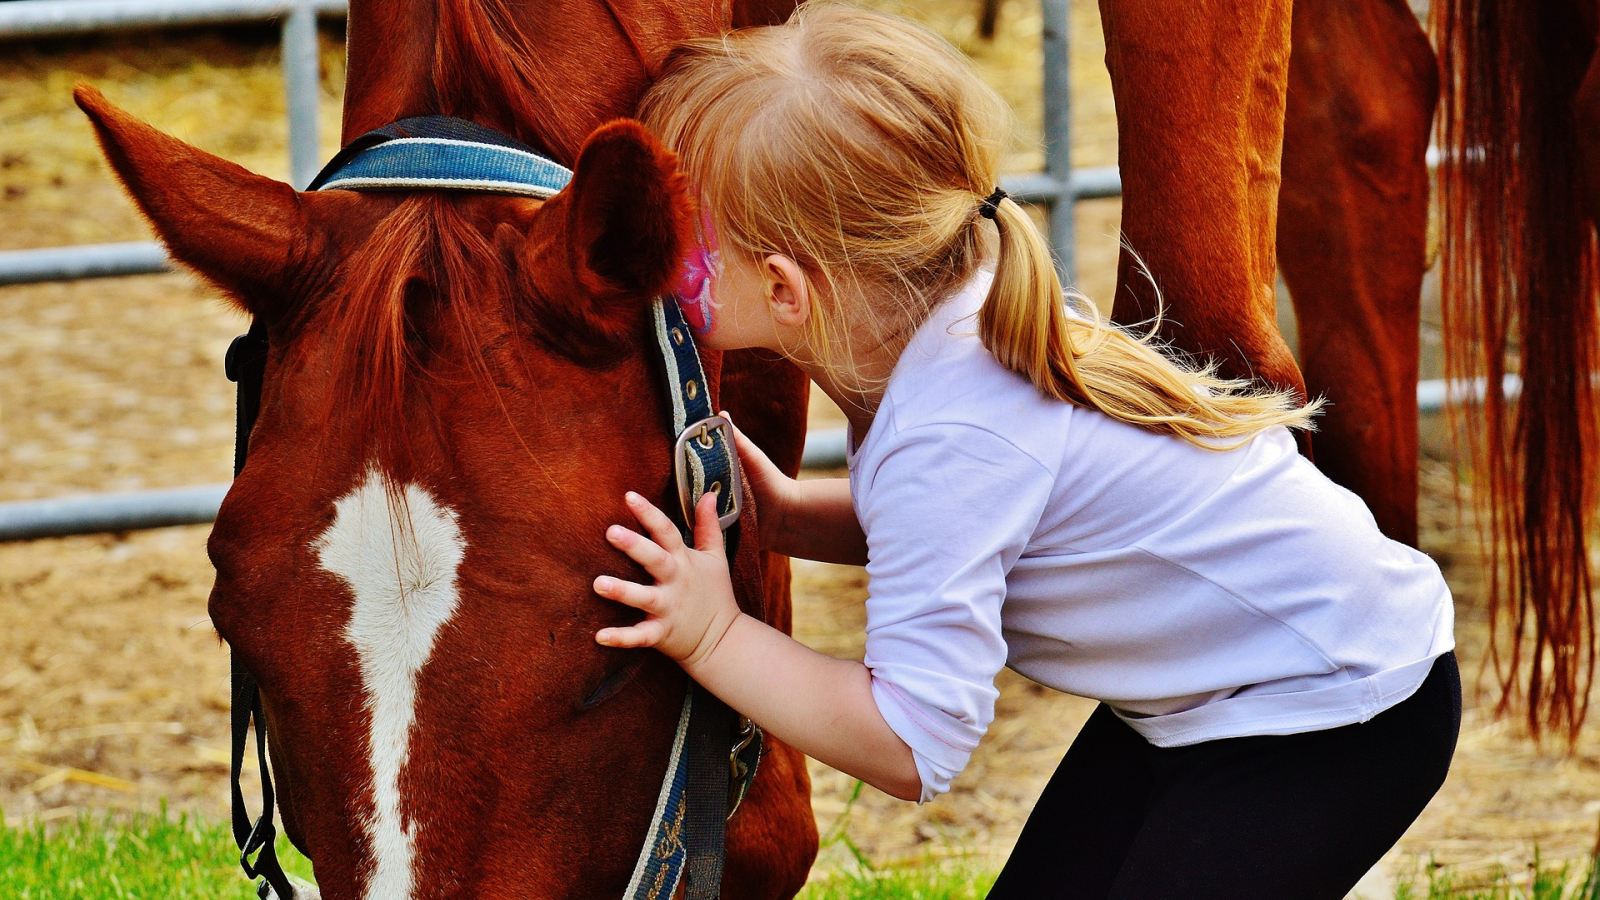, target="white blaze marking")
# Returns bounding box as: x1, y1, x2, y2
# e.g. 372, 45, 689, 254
313, 466, 466, 900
